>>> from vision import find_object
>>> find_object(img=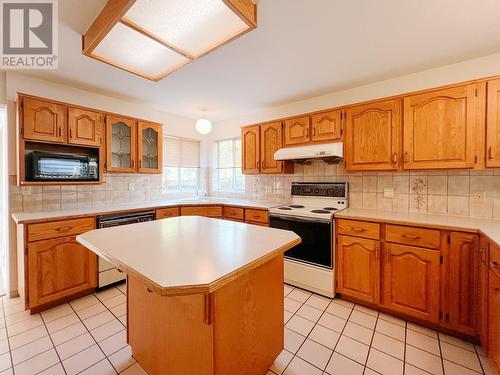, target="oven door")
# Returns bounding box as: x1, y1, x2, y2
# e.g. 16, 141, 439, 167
270, 215, 332, 269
